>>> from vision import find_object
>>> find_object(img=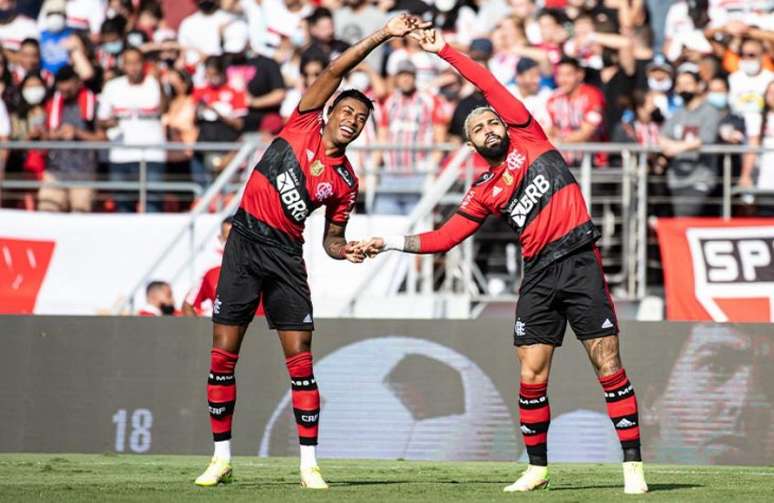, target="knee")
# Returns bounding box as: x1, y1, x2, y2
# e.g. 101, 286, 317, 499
284, 342, 311, 358
212, 325, 243, 354
520, 367, 549, 384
